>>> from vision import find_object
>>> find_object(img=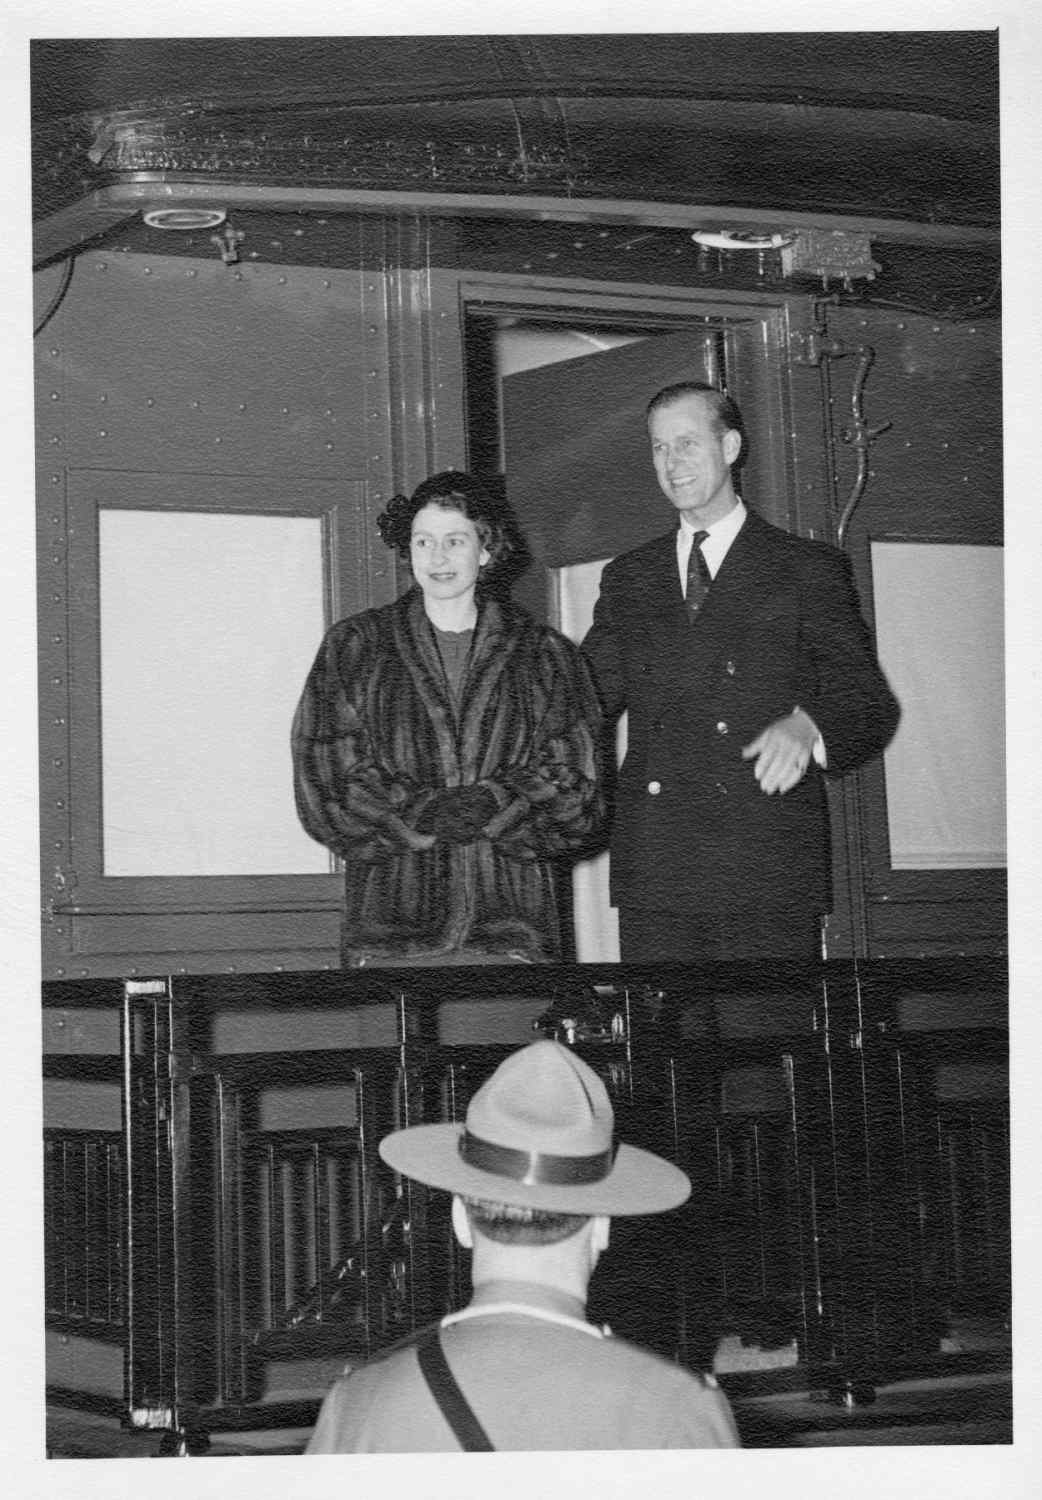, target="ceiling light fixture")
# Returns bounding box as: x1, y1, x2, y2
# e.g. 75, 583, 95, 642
691, 230, 794, 251
142, 207, 227, 231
